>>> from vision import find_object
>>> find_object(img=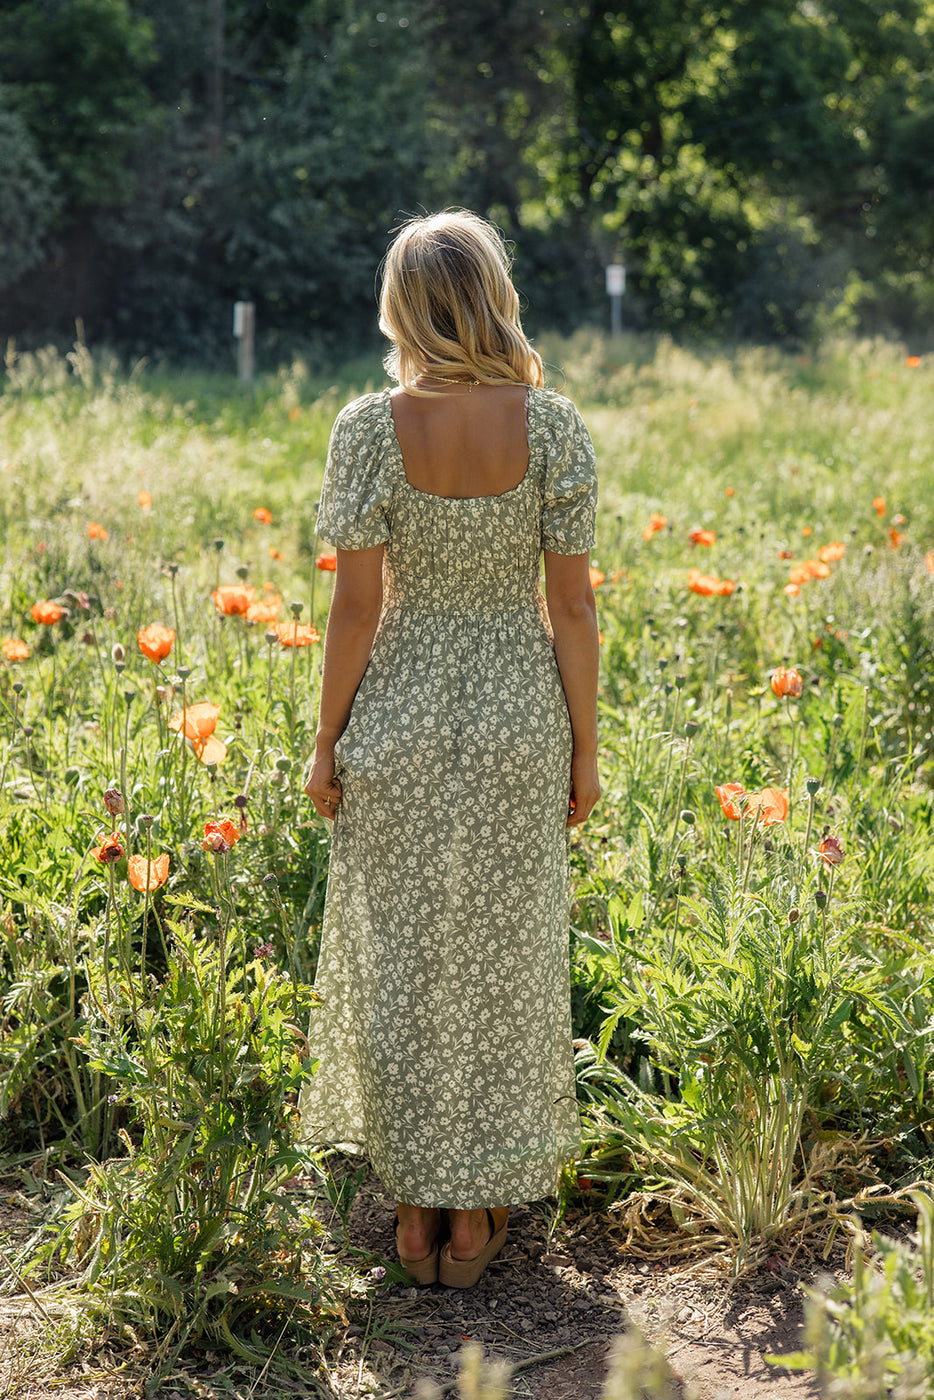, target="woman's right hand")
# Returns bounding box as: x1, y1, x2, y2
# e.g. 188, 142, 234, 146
567, 751, 600, 828
305, 749, 343, 821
